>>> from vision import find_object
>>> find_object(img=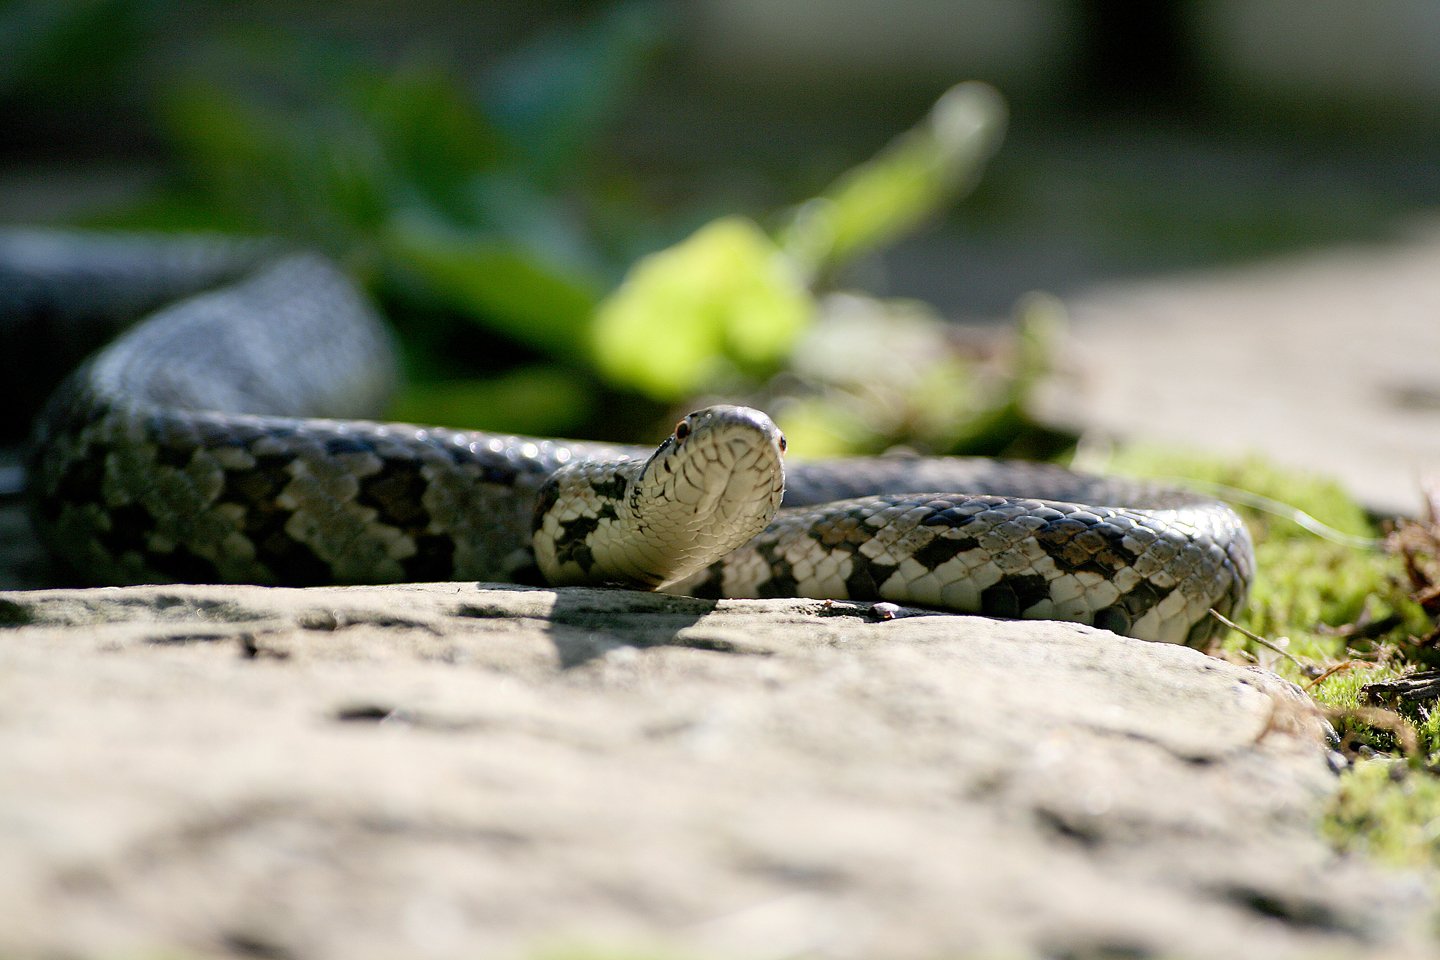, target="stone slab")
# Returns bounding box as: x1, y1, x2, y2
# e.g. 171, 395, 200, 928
0, 582, 1429, 959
